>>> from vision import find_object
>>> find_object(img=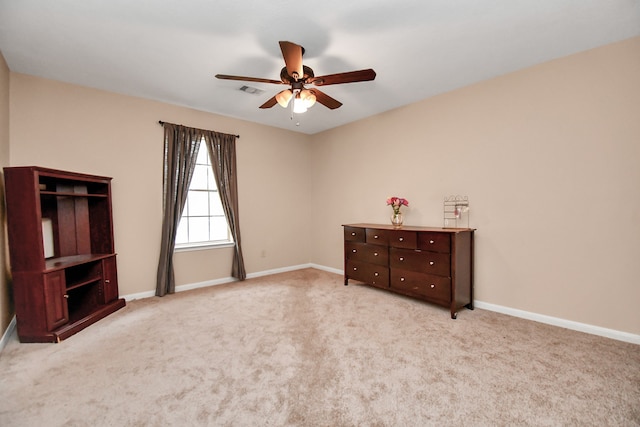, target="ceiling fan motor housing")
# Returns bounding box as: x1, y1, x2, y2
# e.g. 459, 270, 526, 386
280, 65, 315, 84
